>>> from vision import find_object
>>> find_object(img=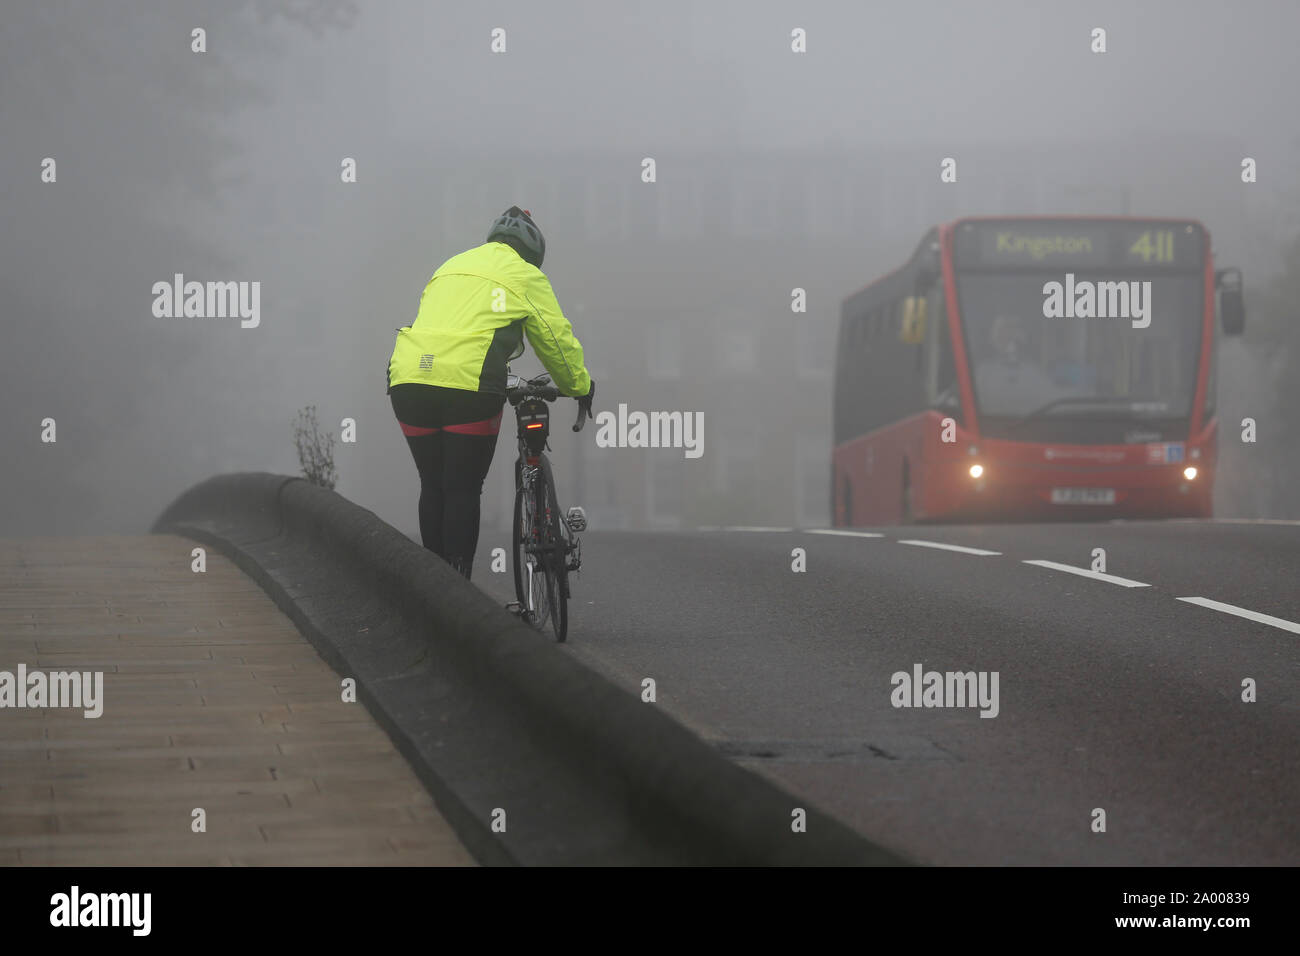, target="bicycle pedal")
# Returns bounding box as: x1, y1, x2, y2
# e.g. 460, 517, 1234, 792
565, 505, 587, 534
